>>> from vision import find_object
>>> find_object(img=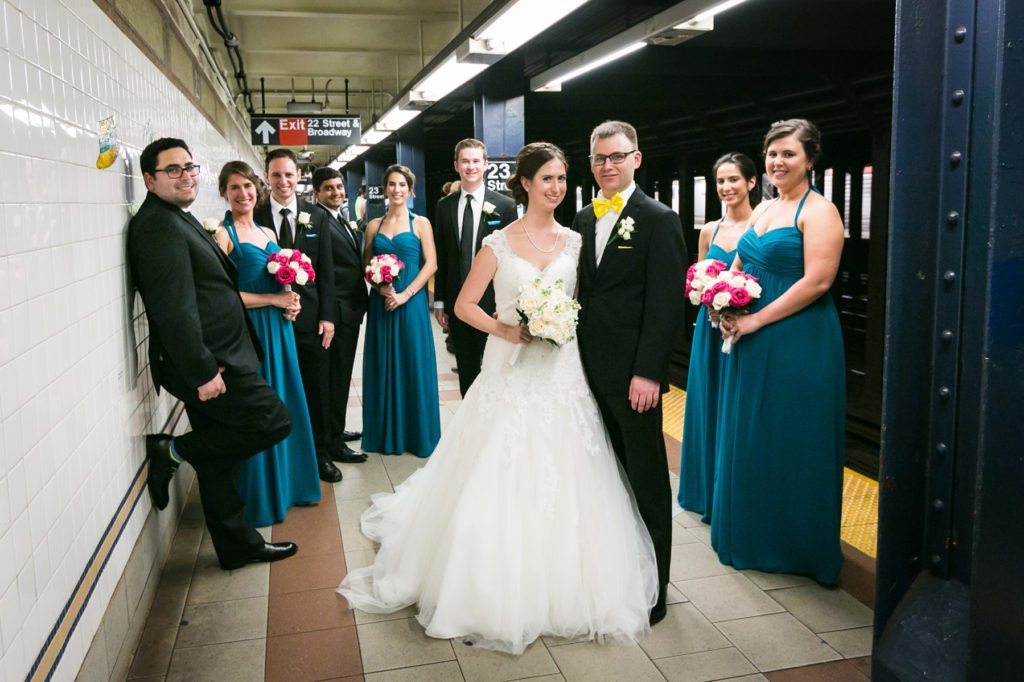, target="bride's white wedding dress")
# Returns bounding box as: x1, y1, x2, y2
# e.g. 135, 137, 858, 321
337, 227, 658, 654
